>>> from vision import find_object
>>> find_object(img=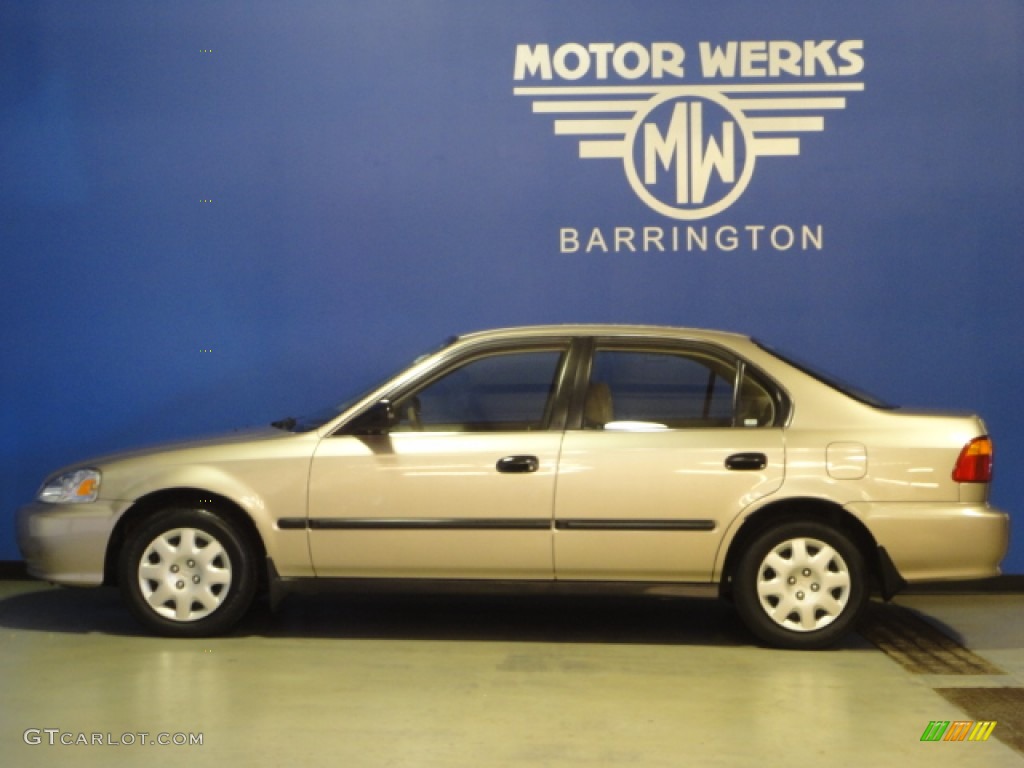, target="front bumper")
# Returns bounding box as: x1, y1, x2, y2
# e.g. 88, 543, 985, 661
16, 501, 126, 586
846, 501, 1010, 582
